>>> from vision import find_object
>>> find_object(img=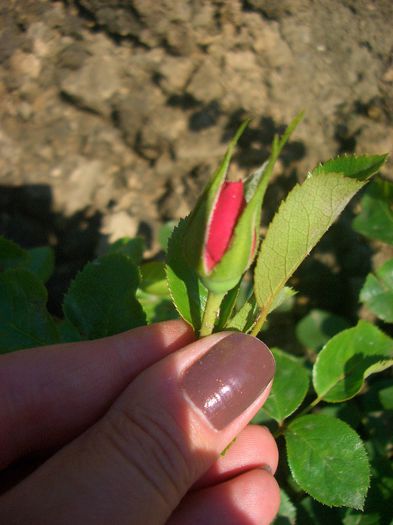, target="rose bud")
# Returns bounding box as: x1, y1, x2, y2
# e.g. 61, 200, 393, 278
183, 121, 267, 294
204, 180, 246, 272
